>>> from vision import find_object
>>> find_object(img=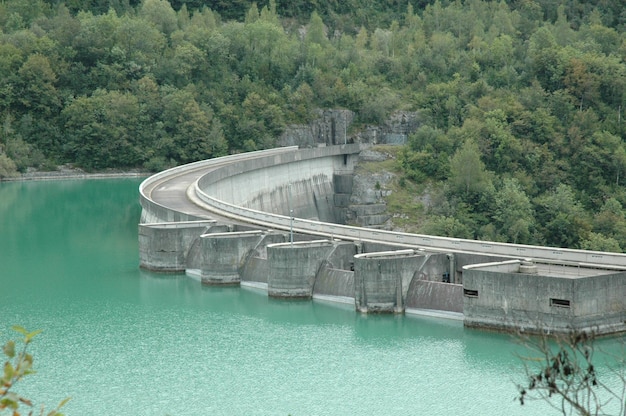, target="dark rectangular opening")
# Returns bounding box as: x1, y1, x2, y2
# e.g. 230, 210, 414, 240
343, 154, 348, 165
464, 289, 478, 298
550, 298, 571, 308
